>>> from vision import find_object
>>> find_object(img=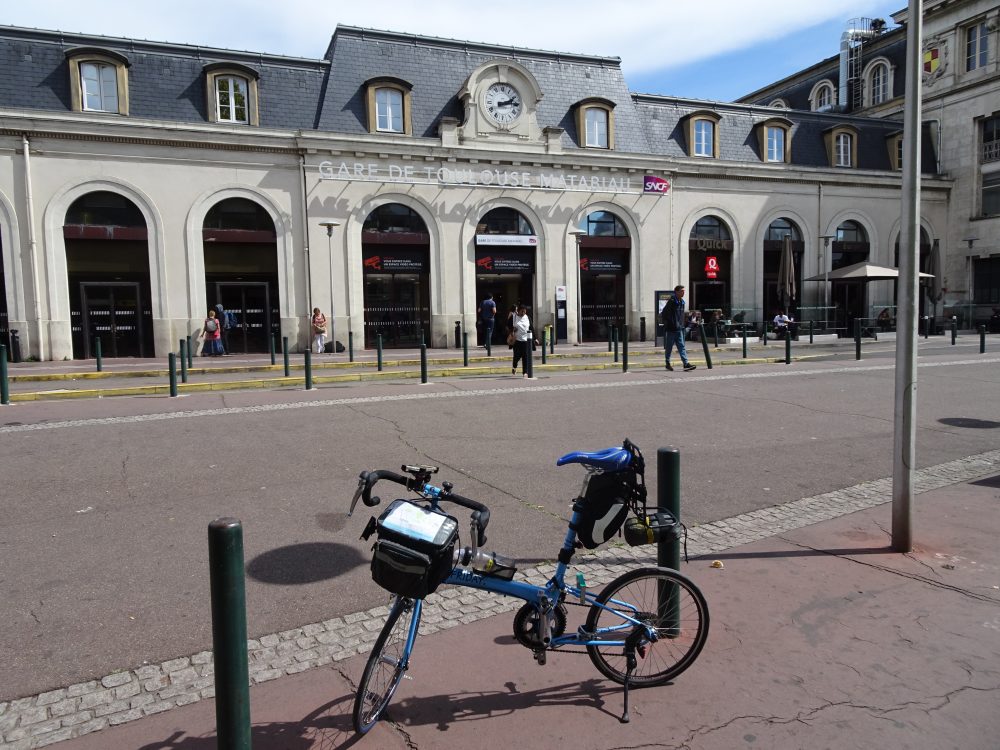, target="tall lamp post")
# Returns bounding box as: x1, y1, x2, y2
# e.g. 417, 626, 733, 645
319, 221, 341, 345
569, 230, 587, 344
819, 234, 836, 327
